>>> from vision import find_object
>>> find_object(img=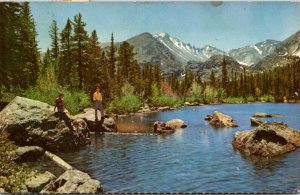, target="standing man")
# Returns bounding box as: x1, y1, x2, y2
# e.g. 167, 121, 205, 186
93, 86, 104, 121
